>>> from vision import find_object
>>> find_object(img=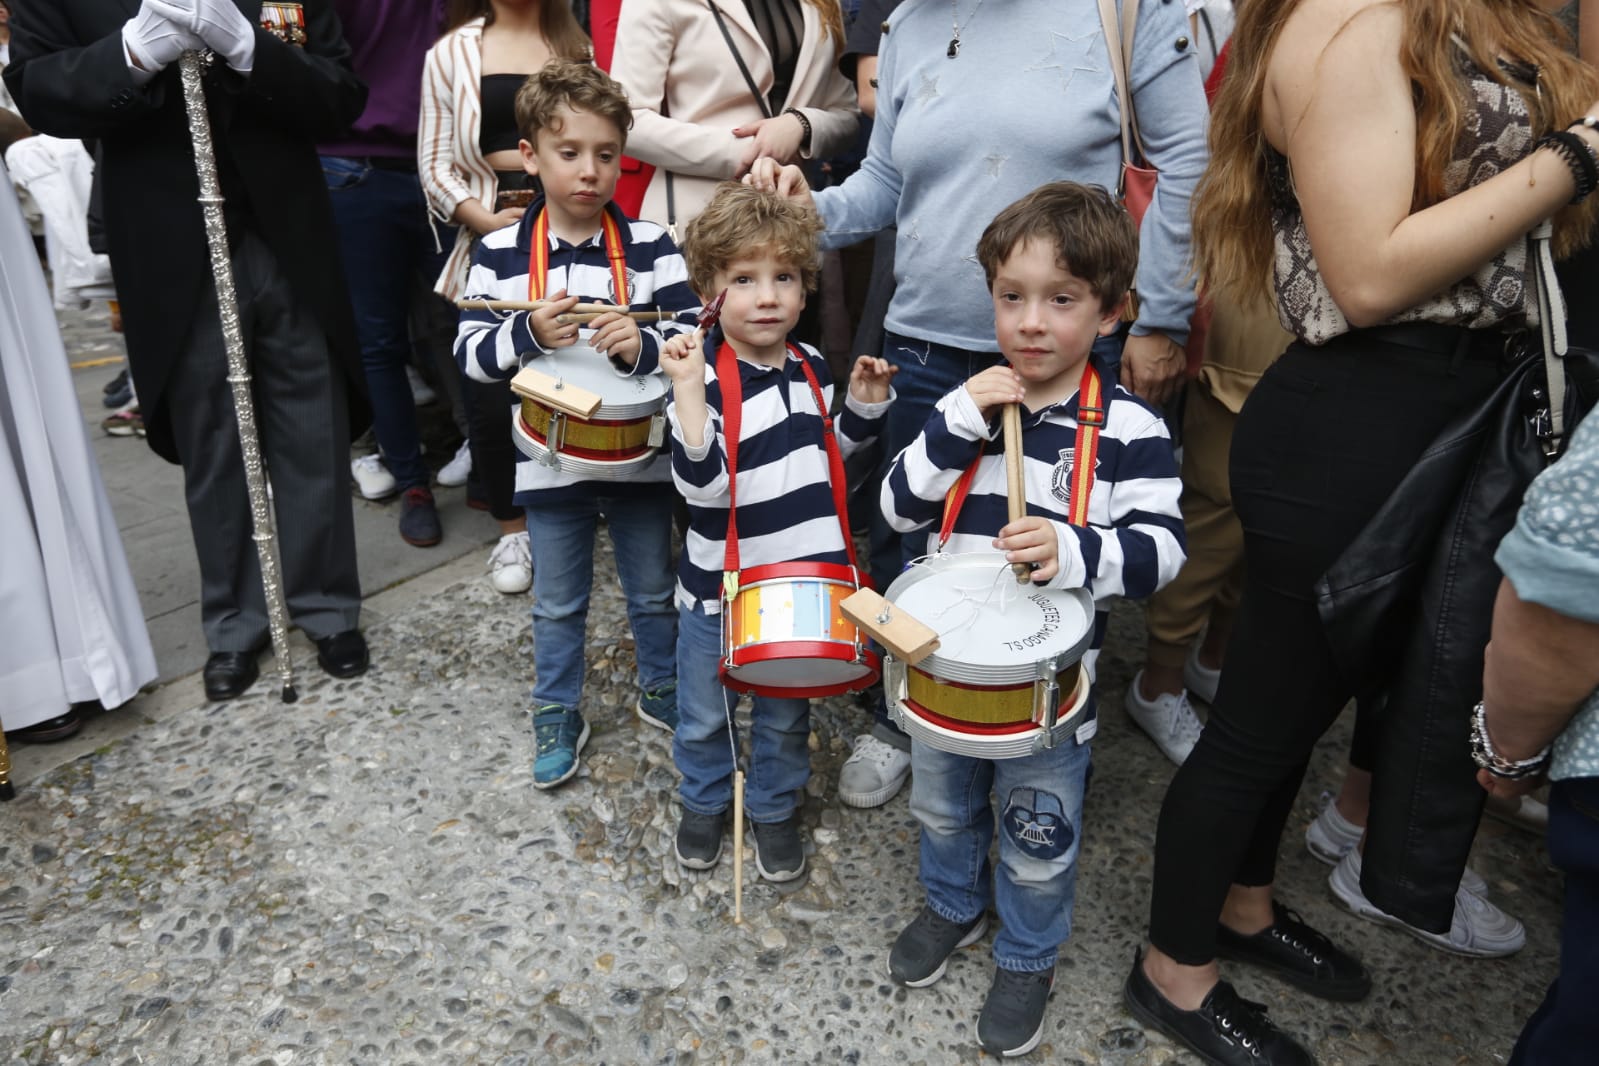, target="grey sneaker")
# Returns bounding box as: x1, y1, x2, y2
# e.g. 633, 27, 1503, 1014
1123, 673, 1203, 766
838, 734, 911, 808
751, 816, 806, 882
1329, 848, 1523, 957
675, 808, 725, 870
888, 905, 988, 987
977, 965, 1055, 1058
636, 682, 679, 733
